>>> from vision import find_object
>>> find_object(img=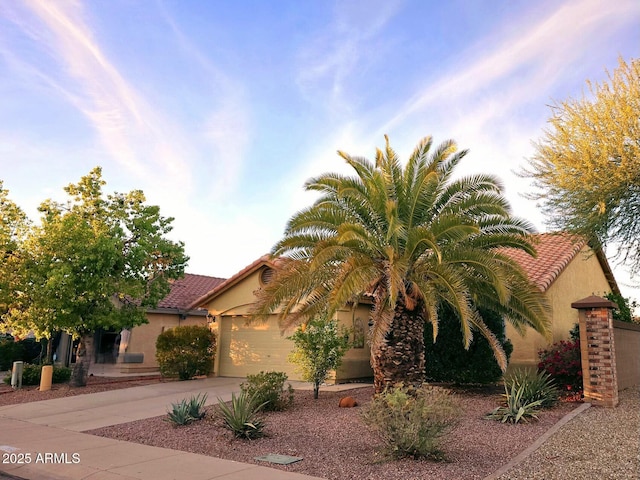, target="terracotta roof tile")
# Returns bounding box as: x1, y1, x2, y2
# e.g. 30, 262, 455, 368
502, 232, 586, 291
157, 273, 226, 310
